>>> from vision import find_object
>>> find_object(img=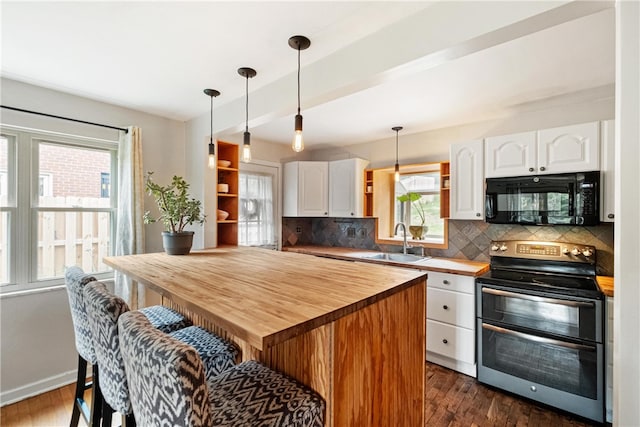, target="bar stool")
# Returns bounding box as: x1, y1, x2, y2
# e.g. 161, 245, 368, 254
83, 281, 192, 426
84, 281, 238, 426
118, 310, 325, 427
63, 266, 103, 427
